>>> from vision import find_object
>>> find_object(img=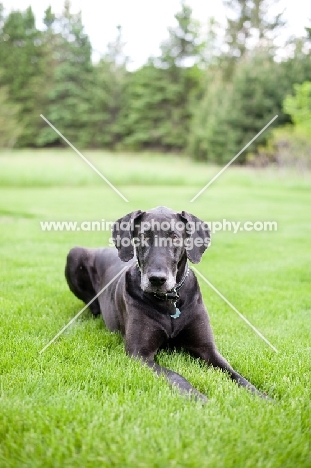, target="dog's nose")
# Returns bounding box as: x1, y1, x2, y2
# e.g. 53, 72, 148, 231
148, 274, 167, 286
